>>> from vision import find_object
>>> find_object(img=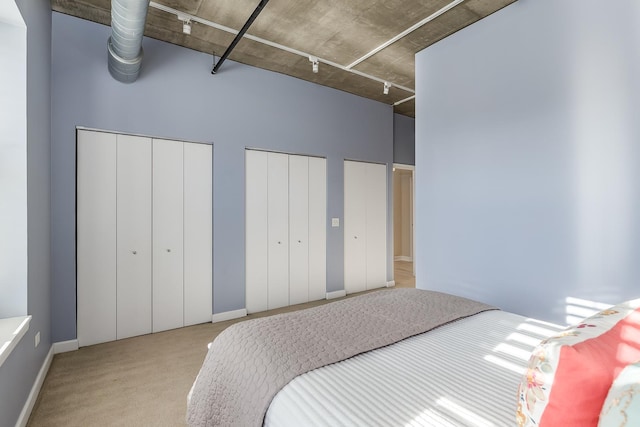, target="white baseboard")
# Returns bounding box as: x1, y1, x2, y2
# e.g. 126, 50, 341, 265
16, 346, 53, 427
386, 280, 396, 288
211, 309, 247, 323
394, 256, 413, 262
53, 339, 78, 354
326, 290, 347, 300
